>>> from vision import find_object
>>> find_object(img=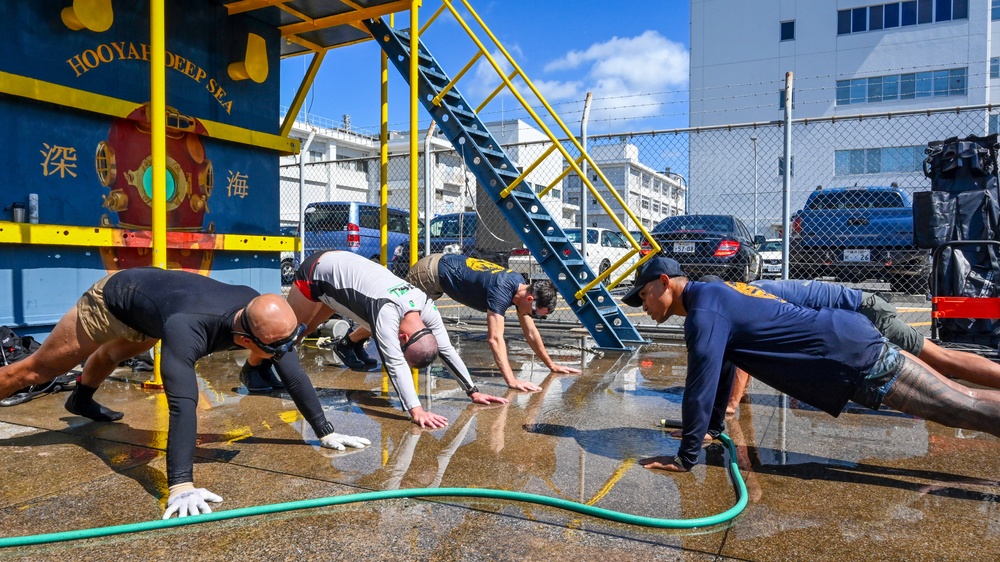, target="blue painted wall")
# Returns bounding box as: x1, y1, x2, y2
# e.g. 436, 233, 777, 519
0, 0, 288, 337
